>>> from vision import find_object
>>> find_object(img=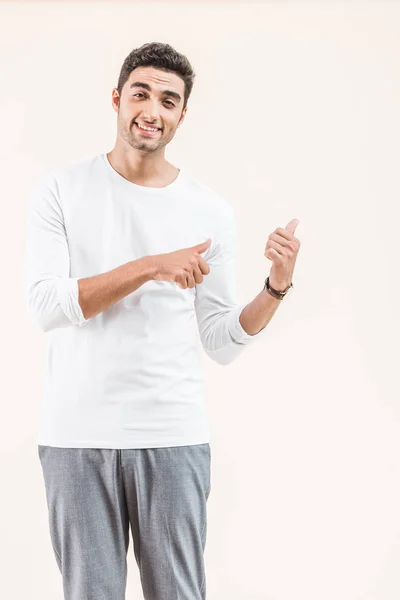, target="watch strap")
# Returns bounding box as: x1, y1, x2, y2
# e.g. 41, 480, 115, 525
264, 276, 293, 300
